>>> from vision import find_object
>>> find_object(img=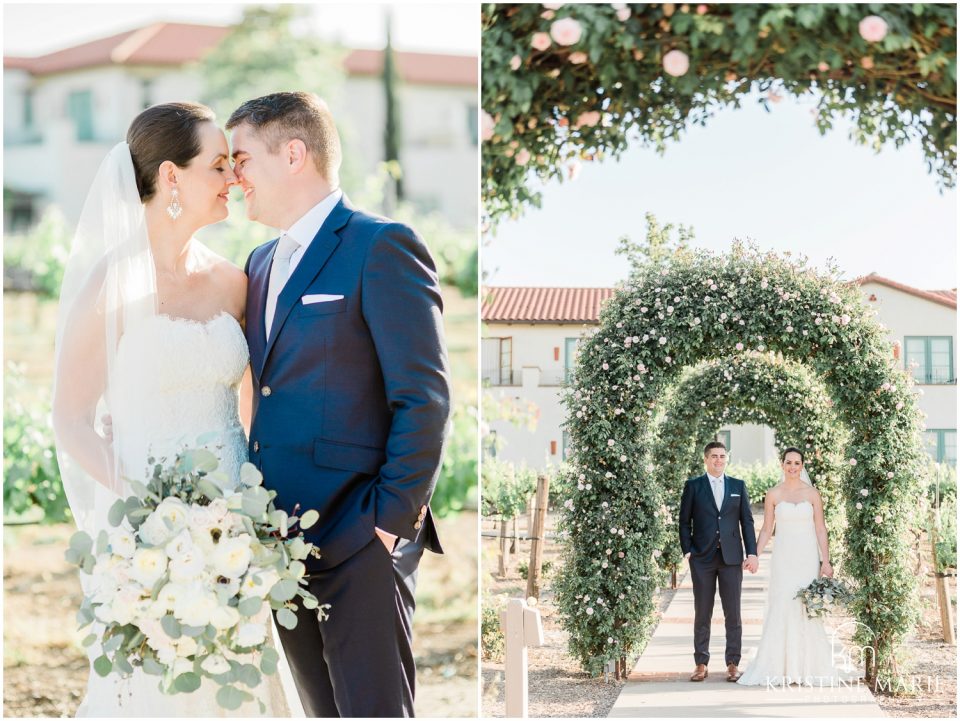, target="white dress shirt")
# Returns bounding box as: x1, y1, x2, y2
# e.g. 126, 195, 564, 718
707, 473, 725, 510
282, 188, 344, 277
